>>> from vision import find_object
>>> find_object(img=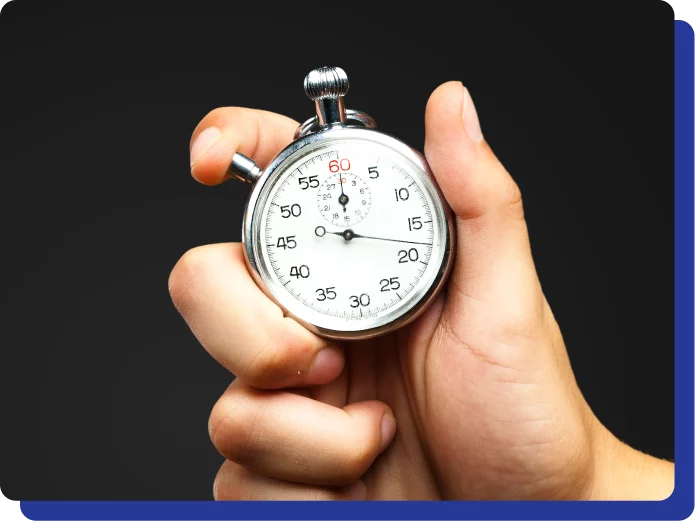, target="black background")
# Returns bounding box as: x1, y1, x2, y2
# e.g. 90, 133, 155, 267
0, 0, 675, 500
